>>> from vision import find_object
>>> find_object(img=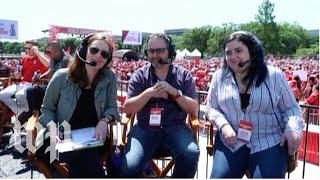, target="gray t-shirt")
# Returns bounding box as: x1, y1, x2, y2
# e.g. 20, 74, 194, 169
50, 54, 70, 76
